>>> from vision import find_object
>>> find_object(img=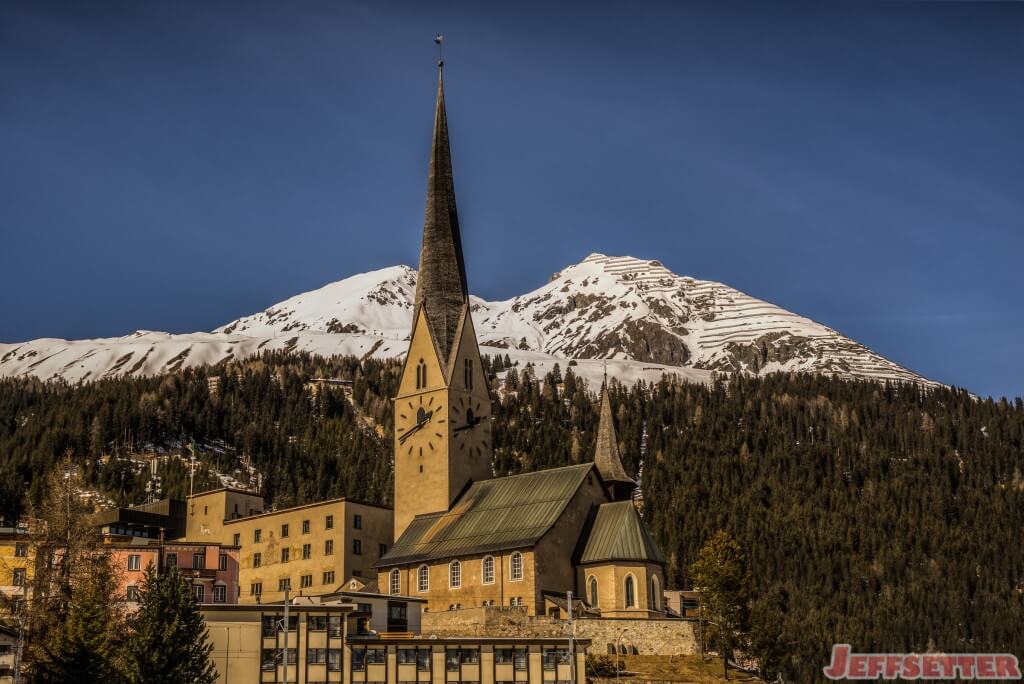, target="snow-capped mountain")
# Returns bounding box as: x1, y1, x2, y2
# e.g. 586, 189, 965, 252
0, 254, 931, 389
